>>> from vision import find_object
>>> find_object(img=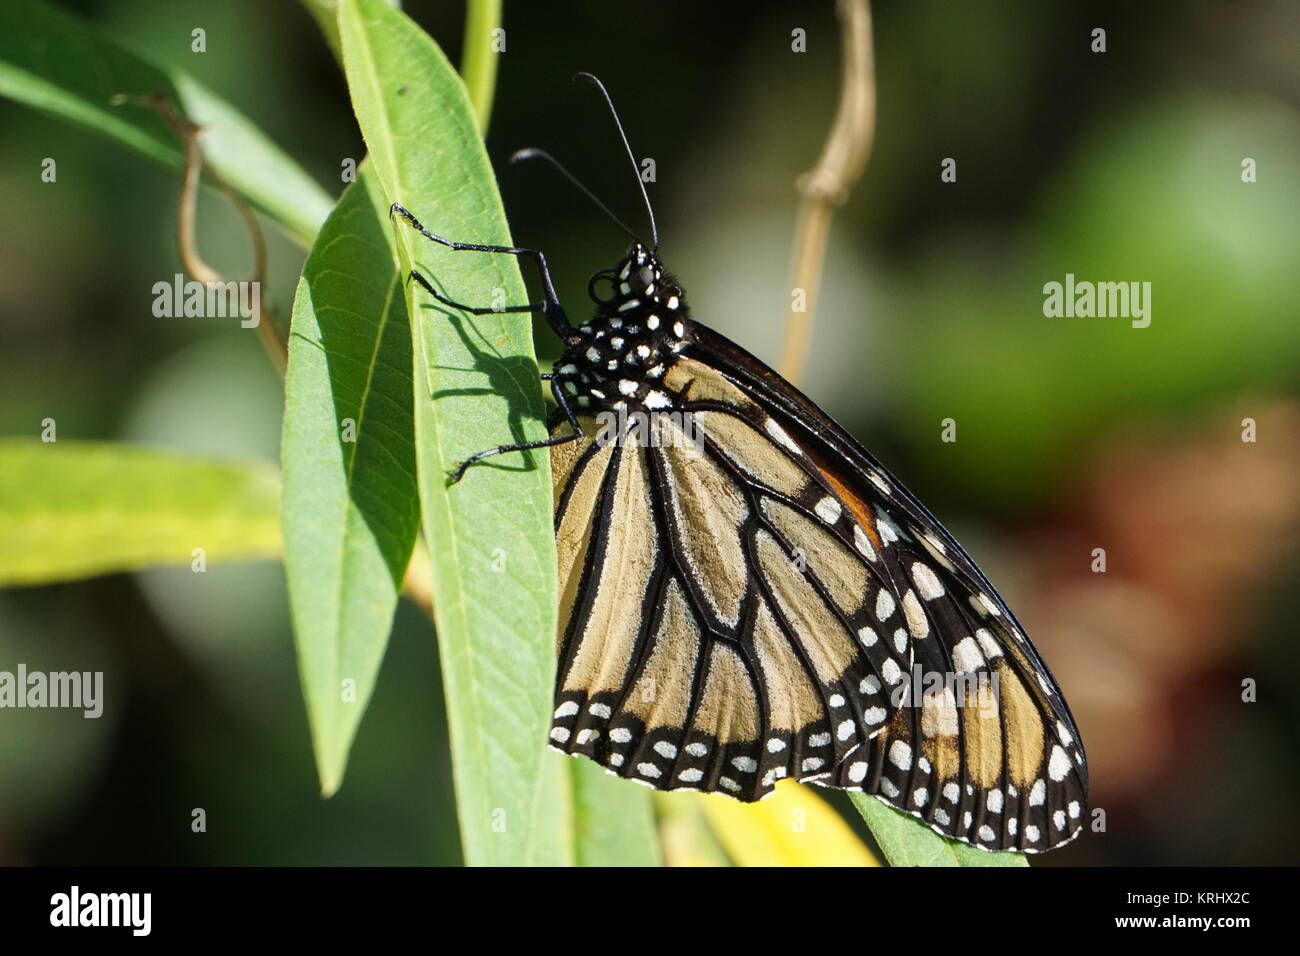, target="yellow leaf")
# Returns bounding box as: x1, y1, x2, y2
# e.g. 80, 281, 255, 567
699, 780, 880, 866
653, 793, 731, 867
